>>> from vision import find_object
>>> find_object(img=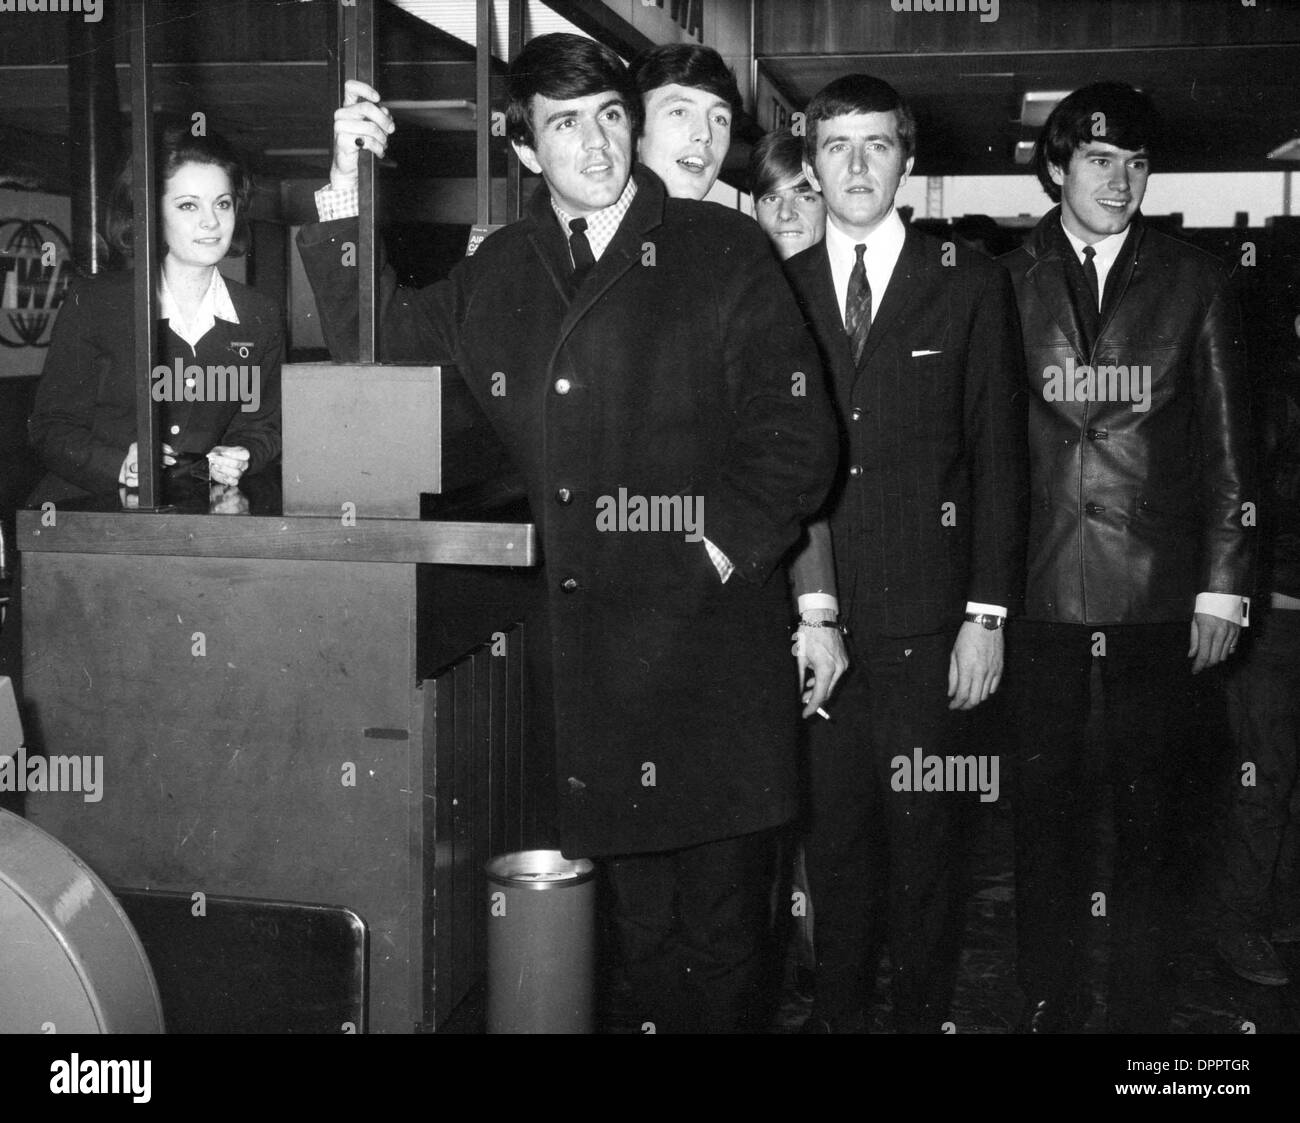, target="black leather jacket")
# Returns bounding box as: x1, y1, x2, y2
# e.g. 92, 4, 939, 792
1001, 209, 1254, 624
